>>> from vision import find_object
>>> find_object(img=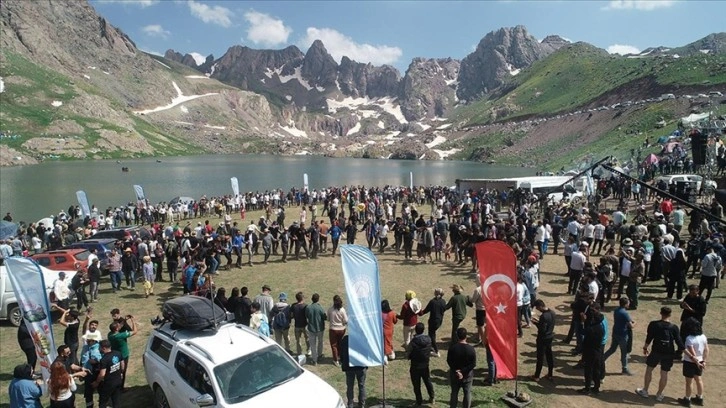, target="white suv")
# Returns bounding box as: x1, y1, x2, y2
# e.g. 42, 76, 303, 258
143, 322, 344, 408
